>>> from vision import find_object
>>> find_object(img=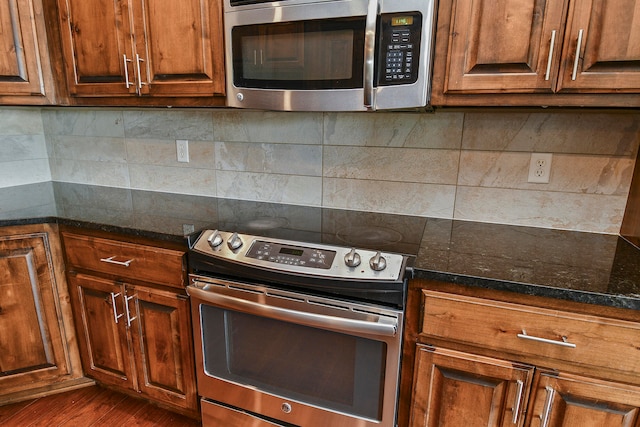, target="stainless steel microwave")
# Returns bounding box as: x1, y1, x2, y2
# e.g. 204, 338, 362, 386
223, 0, 435, 111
